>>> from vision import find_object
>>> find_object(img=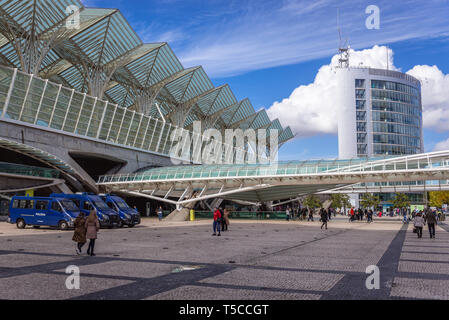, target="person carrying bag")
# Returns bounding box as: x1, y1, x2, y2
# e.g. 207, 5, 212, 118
413, 212, 425, 239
